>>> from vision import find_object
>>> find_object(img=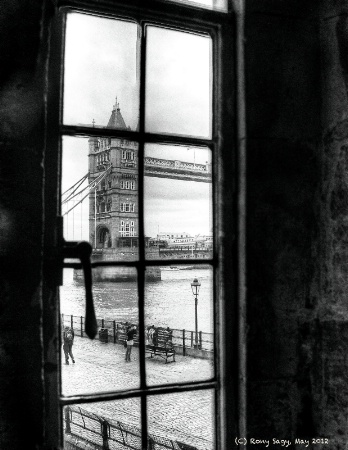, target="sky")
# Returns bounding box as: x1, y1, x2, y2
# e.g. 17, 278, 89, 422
62, 12, 213, 241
